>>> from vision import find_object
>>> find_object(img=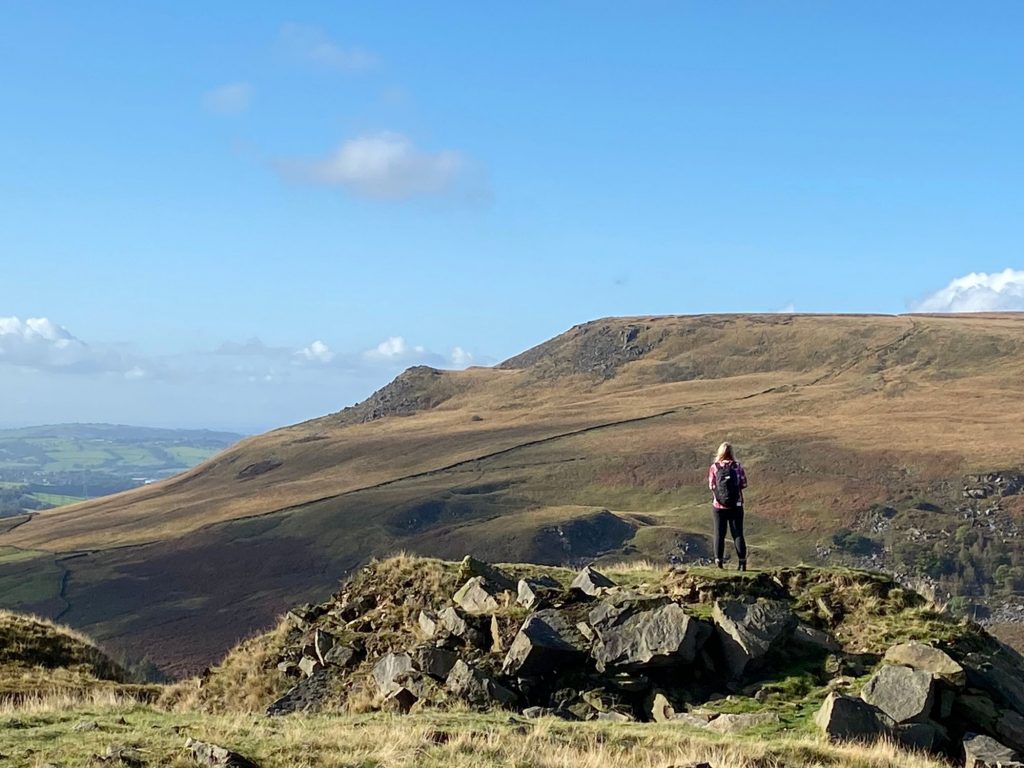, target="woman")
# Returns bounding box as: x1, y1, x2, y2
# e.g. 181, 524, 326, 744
708, 441, 748, 570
